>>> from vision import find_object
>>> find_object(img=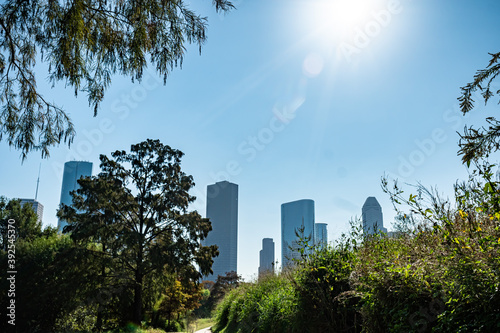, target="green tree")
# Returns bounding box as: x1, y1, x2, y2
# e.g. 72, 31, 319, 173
153, 279, 203, 330
0, 197, 42, 250
0, 0, 233, 159
0, 219, 98, 333
203, 270, 241, 314
58, 139, 218, 325
458, 51, 500, 164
